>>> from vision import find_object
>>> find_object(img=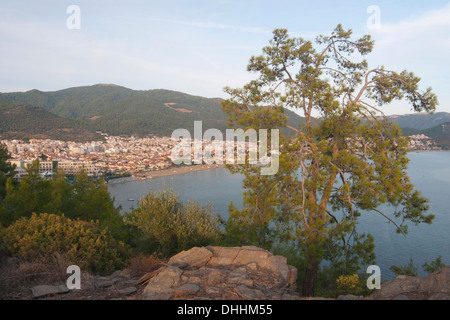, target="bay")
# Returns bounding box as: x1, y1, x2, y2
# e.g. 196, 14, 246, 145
108, 151, 450, 280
